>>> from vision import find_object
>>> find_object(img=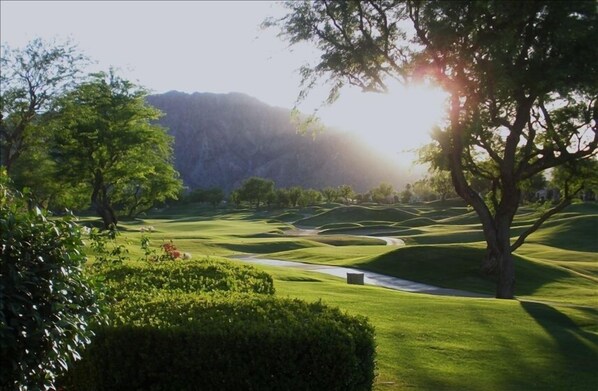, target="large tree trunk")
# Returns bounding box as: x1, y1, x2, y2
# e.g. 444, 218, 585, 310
480, 225, 516, 298
482, 245, 500, 275
495, 223, 516, 299
95, 201, 117, 230
91, 173, 118, 229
